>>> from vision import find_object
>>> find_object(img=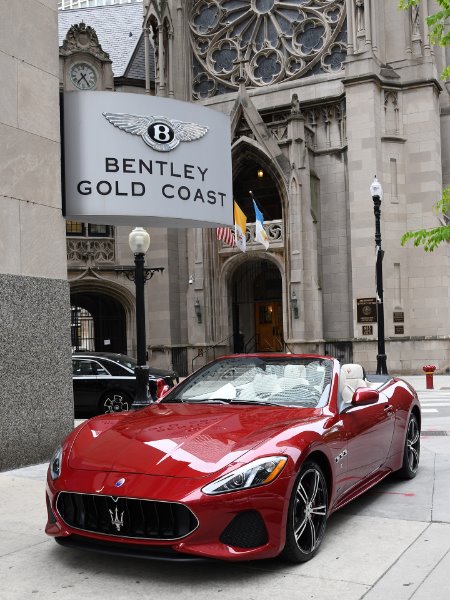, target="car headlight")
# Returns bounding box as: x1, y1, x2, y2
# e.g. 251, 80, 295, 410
50, 446, 62, 481
202, 456, 287, 495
